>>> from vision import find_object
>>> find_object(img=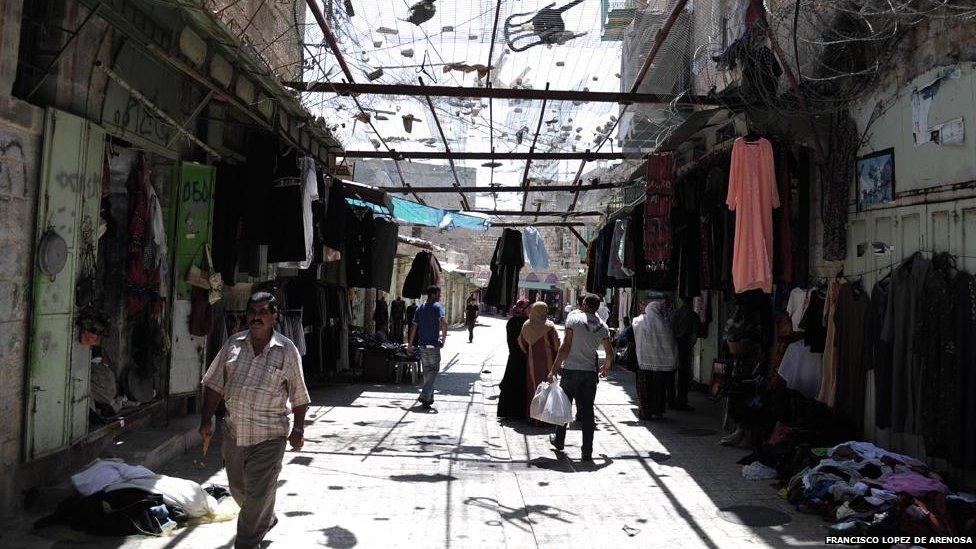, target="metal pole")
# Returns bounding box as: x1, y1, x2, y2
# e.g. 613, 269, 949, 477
377, 182, 618, 193
341, 150, 633, 161
305, 0, 356, 83
493, 222, 587, 227
521, 83, 550, 210
419, 77, 471, 210
283, 81, 714, 105
95, 61, 222, 159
